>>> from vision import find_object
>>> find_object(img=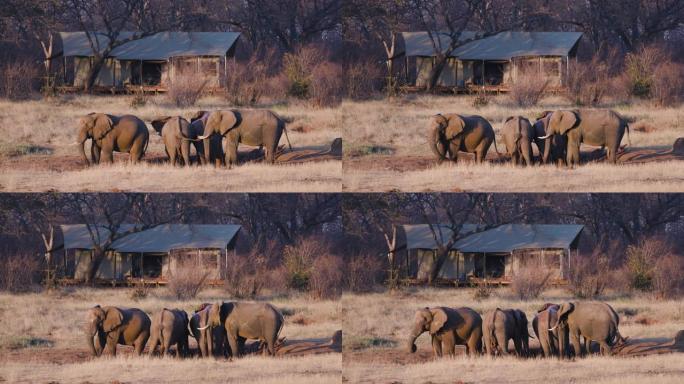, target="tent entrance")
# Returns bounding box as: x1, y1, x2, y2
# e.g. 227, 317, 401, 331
473, 61, 505, 85
132, 253, 166, 278
131, 61, 163, 85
